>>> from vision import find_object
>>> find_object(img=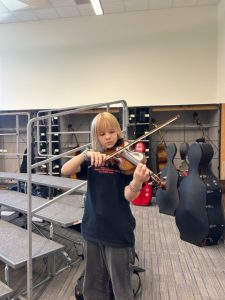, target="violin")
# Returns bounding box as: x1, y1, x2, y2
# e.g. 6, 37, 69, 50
105, 142, 146, 174
104, 115, 179, 187
105, 143, 164, 187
